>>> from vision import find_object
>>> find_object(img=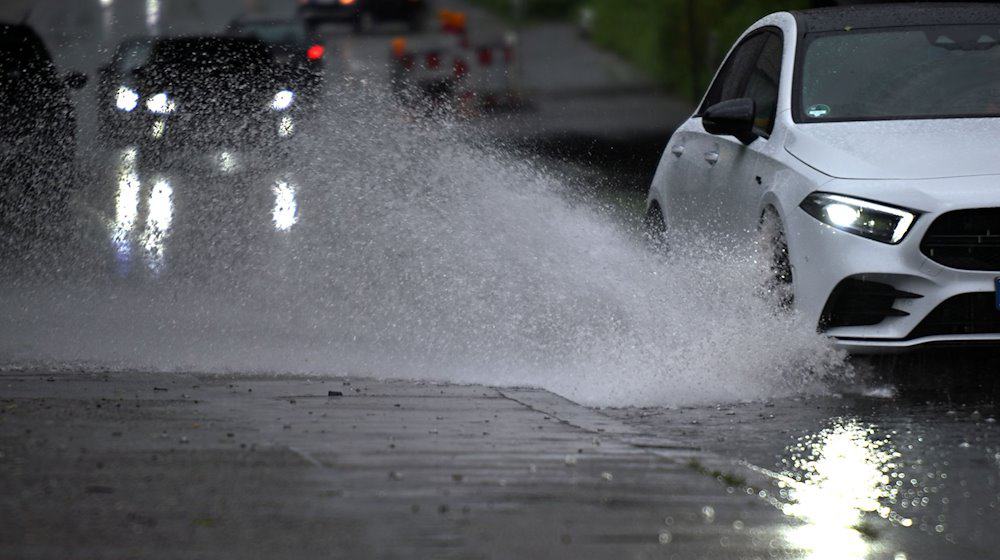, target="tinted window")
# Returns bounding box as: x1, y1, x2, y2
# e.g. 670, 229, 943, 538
701, 32, 767, 113
744, 33, 782, 135
800, 25, 1000, 121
